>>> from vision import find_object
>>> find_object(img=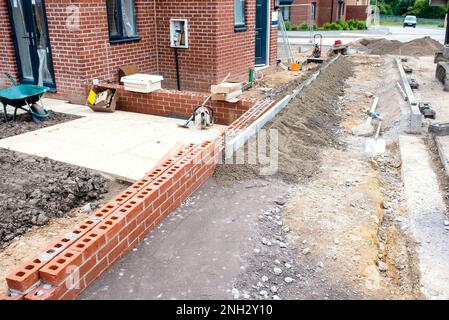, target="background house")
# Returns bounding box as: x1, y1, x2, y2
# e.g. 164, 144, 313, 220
281, 0, 368, 26
0, 0, 278, 103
